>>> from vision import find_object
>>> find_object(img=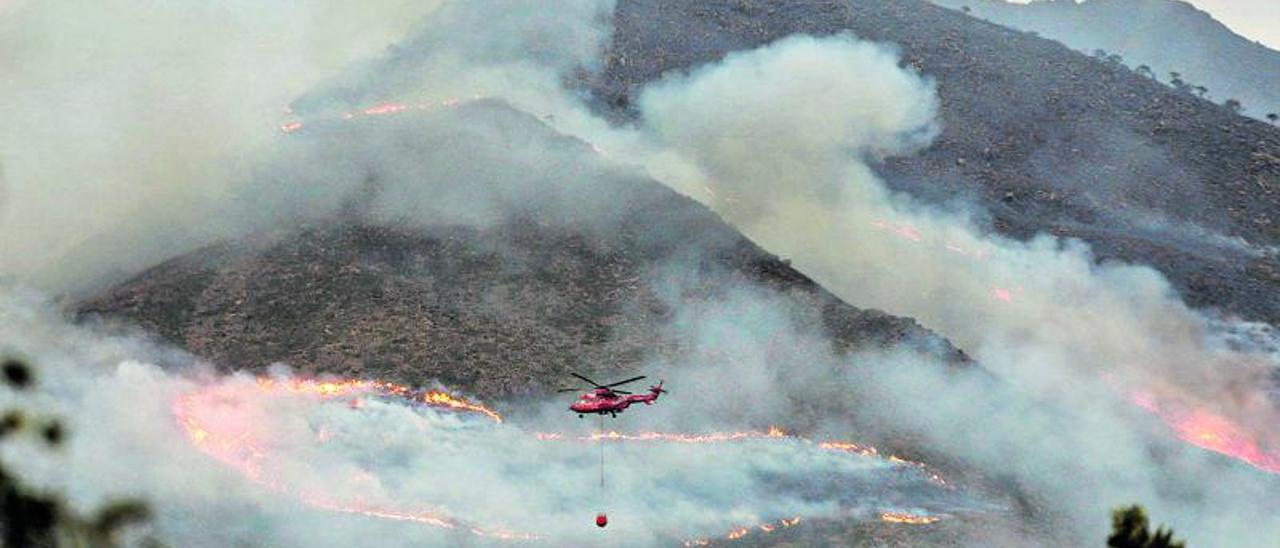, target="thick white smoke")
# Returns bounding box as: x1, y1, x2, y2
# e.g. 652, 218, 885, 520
0, 0, 446, 294
621, 33, 1280, 546
3, 1, 1280, 547
0, 289, 969, 547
